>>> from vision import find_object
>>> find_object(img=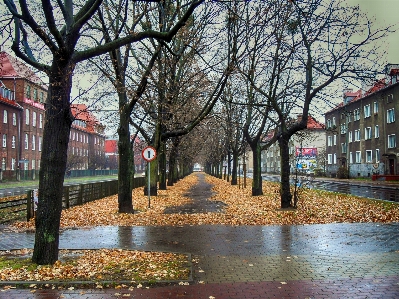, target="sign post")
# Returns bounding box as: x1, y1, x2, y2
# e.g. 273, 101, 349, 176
142, 146, 157, 208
